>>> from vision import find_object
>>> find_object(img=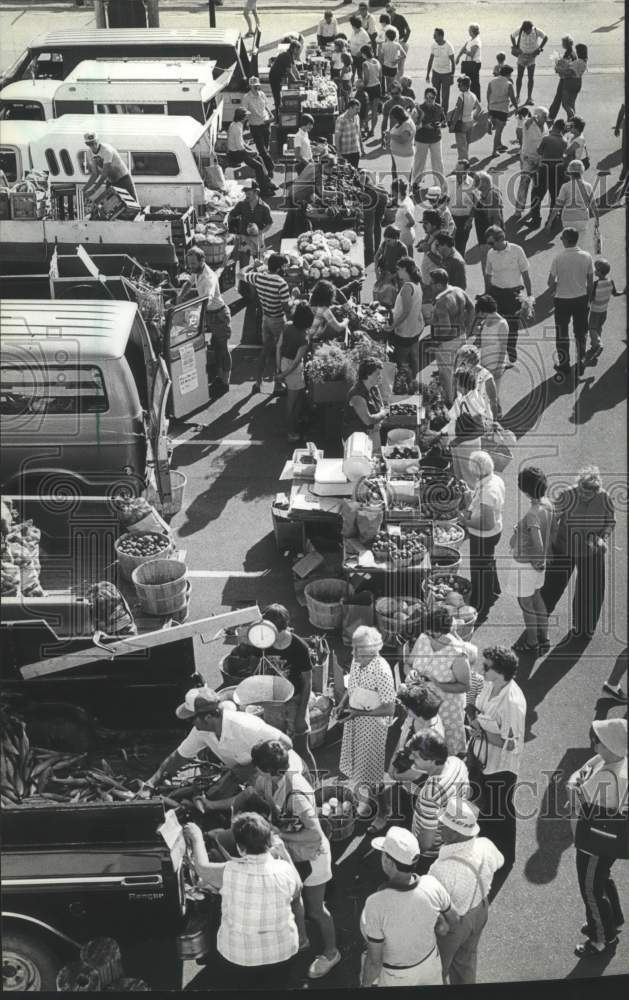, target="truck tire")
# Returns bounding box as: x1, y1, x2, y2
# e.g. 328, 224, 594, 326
2, 927, 61, 992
